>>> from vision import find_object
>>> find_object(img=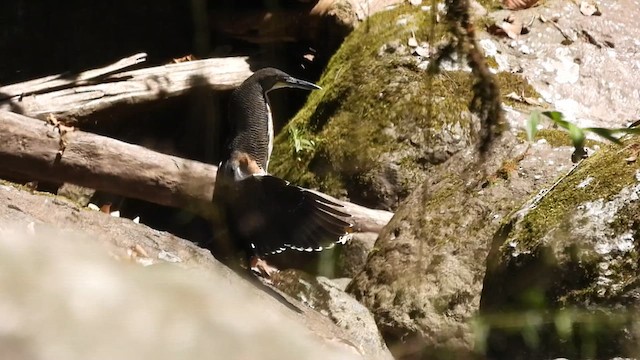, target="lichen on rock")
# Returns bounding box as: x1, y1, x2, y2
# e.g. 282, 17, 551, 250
480, 138, 640, 358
